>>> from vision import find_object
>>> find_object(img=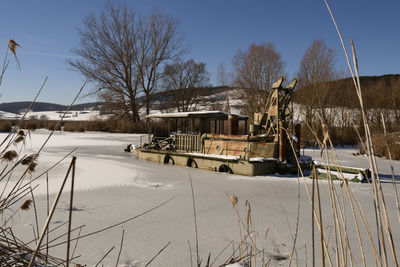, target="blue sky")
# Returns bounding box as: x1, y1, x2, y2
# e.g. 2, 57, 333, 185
0, 0, 399, 104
